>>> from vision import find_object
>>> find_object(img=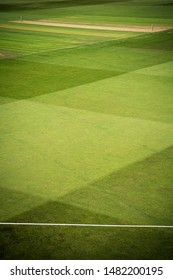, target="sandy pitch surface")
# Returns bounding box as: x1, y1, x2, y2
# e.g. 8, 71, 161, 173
11, 20, 173, 33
